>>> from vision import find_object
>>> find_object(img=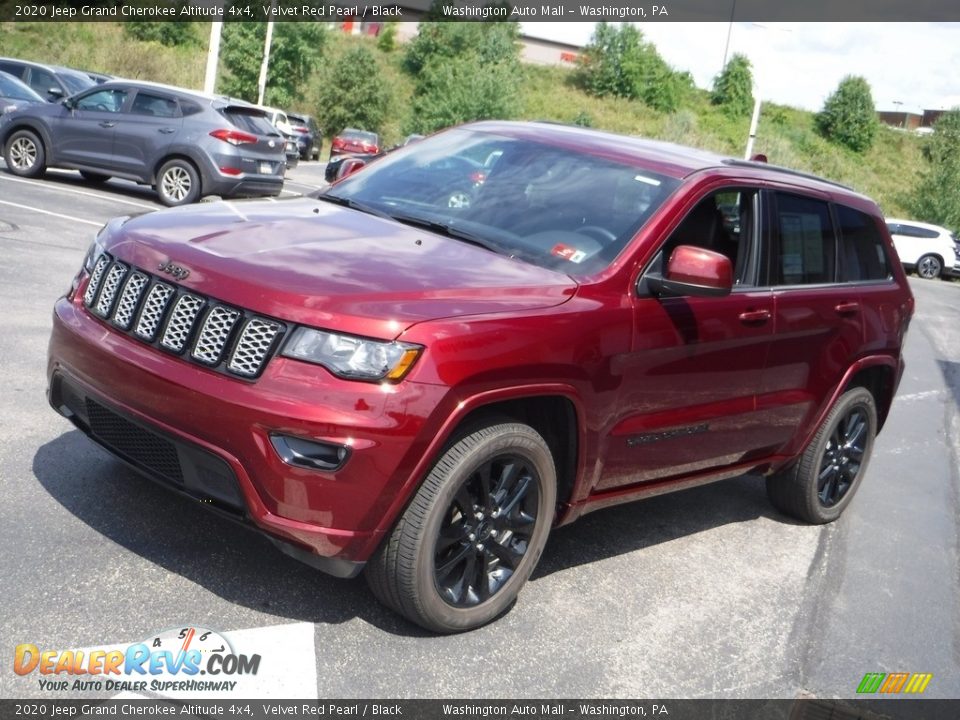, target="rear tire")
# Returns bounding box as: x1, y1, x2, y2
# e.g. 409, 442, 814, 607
916, 254, 942, 280
4, 129, 45, 178
766, 387, 876, 524
366, 422, 556, 633
156, 159, 200, 207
